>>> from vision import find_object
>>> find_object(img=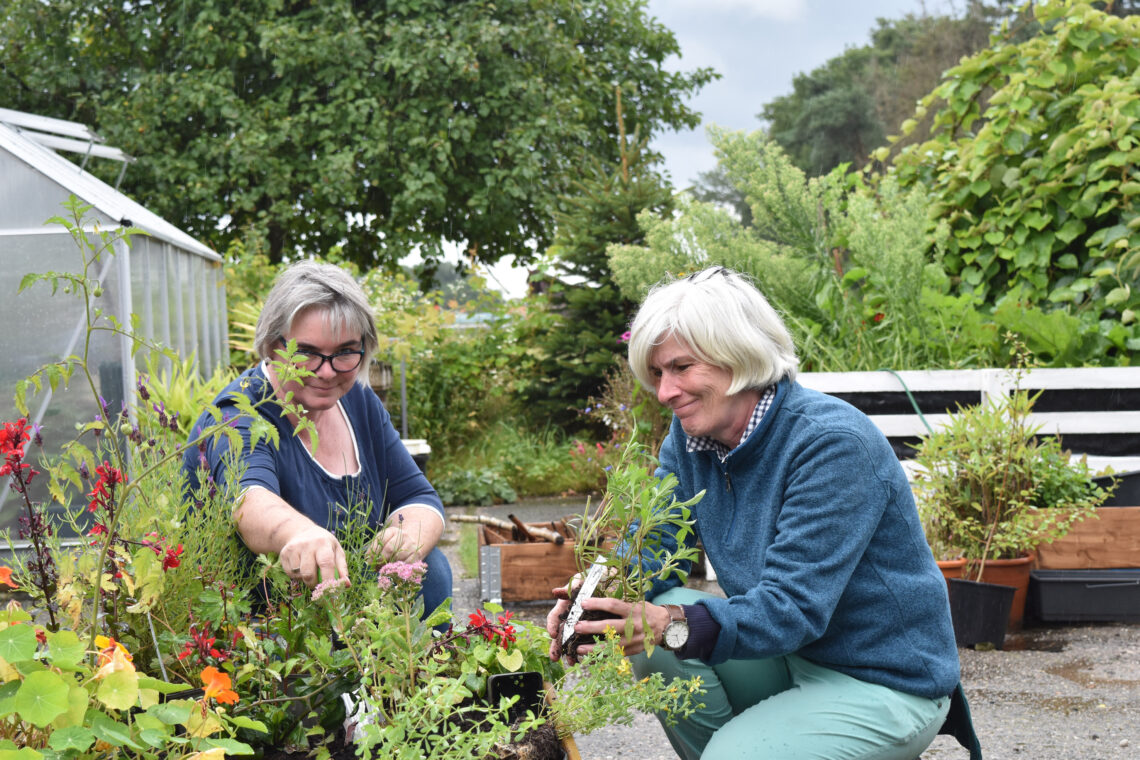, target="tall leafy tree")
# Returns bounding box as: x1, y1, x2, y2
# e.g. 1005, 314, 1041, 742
756, 5, 993, 177
0, 0, 714, 268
